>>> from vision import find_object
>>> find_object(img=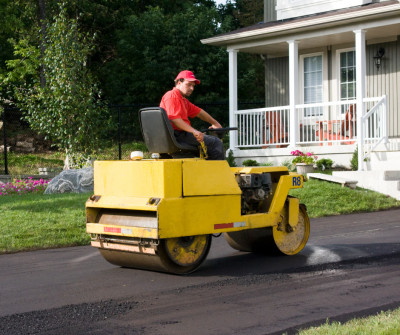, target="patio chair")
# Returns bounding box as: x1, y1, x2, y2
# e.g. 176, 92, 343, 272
315, 104, 356, 145
340, 104, 356, 143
